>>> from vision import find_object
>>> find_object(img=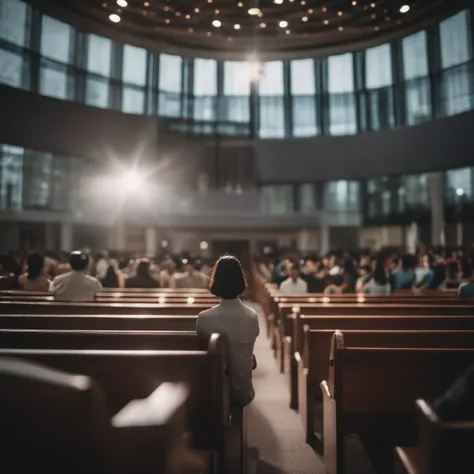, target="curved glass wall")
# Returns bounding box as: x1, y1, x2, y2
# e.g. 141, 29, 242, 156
0, 0, 473, 139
